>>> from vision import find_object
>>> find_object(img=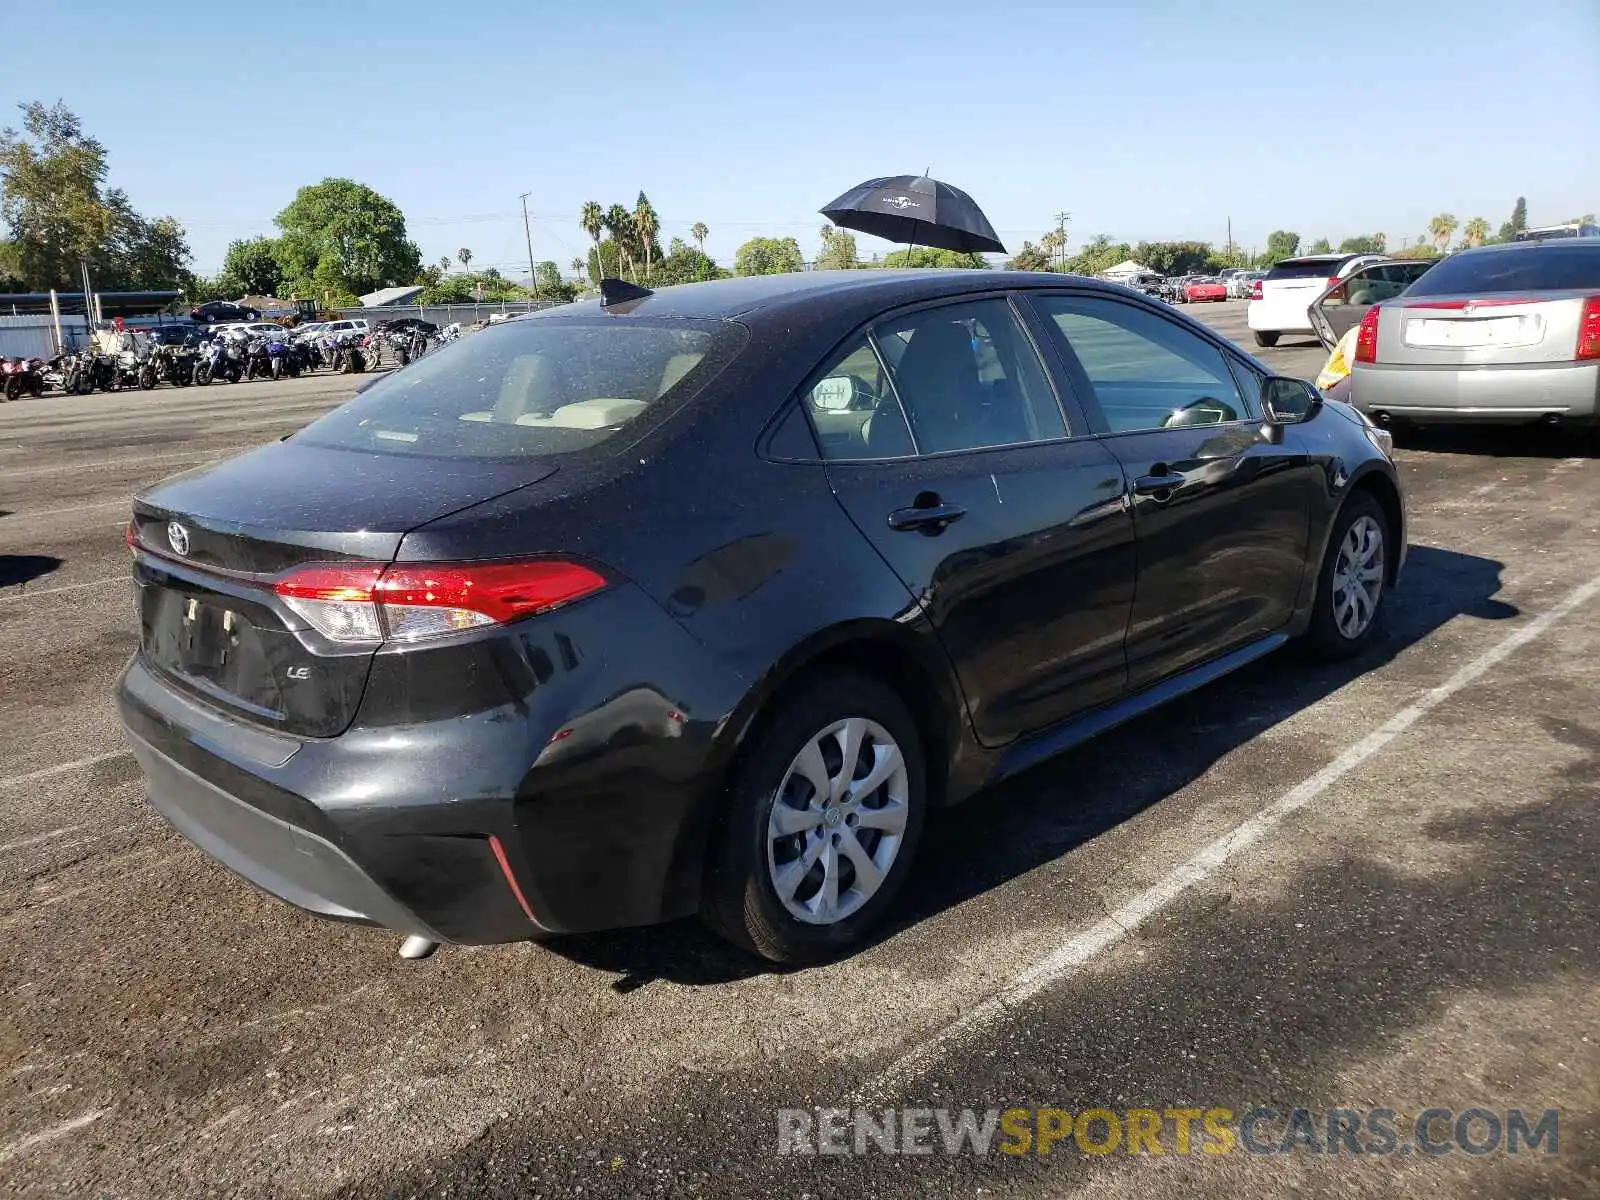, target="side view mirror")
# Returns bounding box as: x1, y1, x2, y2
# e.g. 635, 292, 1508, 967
1261, 376, 1321, 426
